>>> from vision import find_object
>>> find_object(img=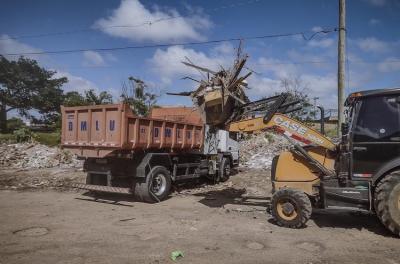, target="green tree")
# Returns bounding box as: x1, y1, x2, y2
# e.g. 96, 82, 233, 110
121, 77, 158, 116
63, 91, 87, 107
6, 117, 25, 131
63, 90, 113, 107
0, 56, 67, 132
84, 89, 113, 105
